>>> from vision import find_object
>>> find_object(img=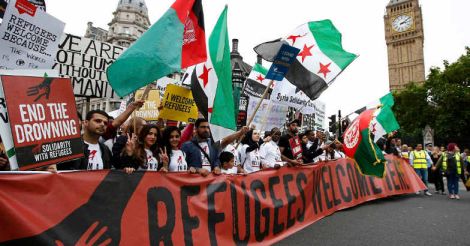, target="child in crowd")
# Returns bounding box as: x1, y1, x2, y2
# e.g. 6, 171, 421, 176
220, 151, 246, 175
